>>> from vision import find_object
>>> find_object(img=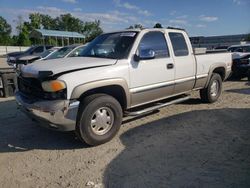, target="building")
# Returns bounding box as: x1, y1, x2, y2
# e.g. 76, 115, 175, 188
30, 29, 85, 46
190, 34, 249, 49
